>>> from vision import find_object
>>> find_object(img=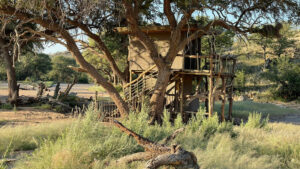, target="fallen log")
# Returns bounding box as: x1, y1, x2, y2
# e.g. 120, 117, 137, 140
113, 120, 199, 169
